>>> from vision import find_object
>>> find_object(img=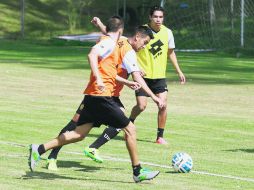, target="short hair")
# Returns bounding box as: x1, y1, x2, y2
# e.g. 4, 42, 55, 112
149, 5, 164, 16
134, 25, 154, 40
105, 16, 124, 32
